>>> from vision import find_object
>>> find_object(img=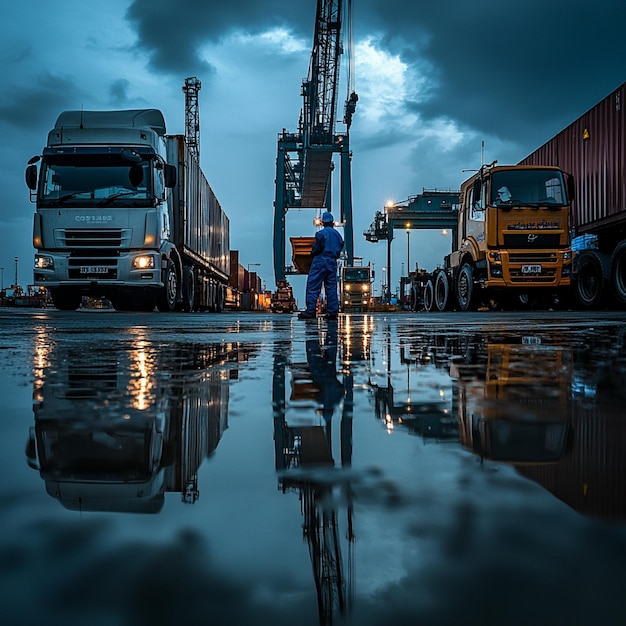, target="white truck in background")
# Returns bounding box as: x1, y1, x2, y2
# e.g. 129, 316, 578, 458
25, 108, 230, 311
